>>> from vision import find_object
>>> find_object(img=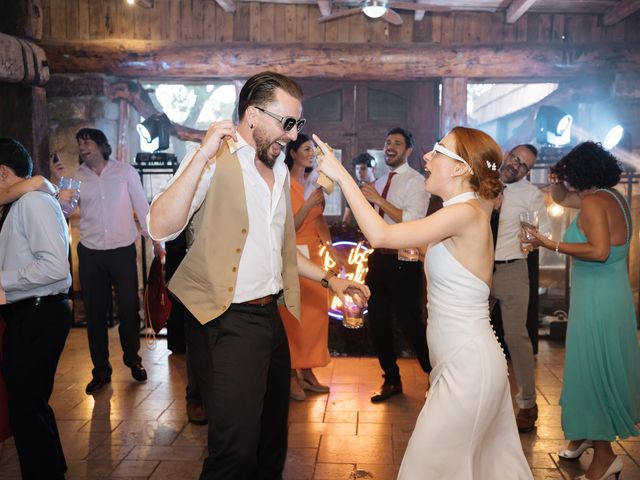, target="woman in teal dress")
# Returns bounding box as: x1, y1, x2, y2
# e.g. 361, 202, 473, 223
527, 141, 640, 480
